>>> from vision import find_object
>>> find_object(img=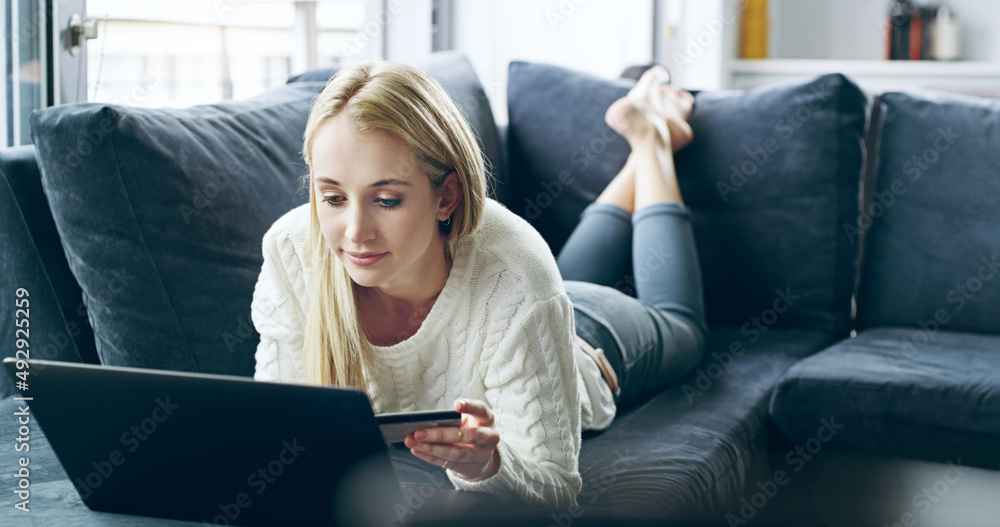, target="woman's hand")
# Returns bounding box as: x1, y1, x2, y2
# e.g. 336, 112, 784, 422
404, 398, 501, 482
